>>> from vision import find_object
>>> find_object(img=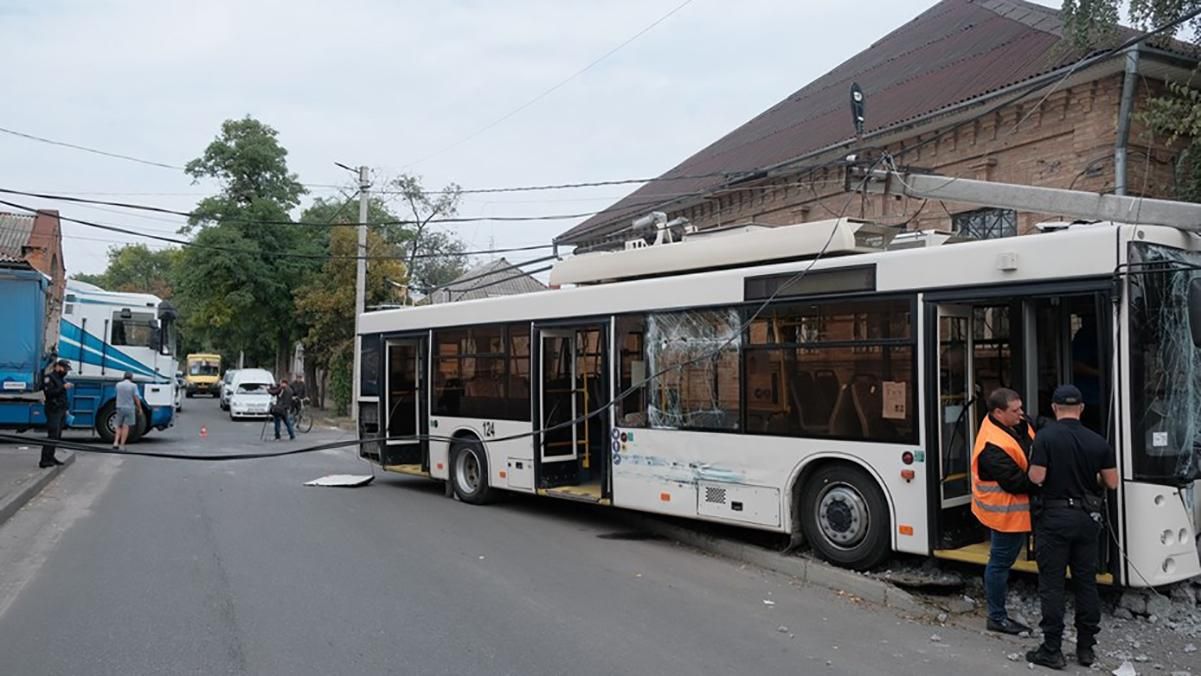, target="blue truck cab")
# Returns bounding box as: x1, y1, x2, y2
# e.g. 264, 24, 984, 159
0, 271, 178, 444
